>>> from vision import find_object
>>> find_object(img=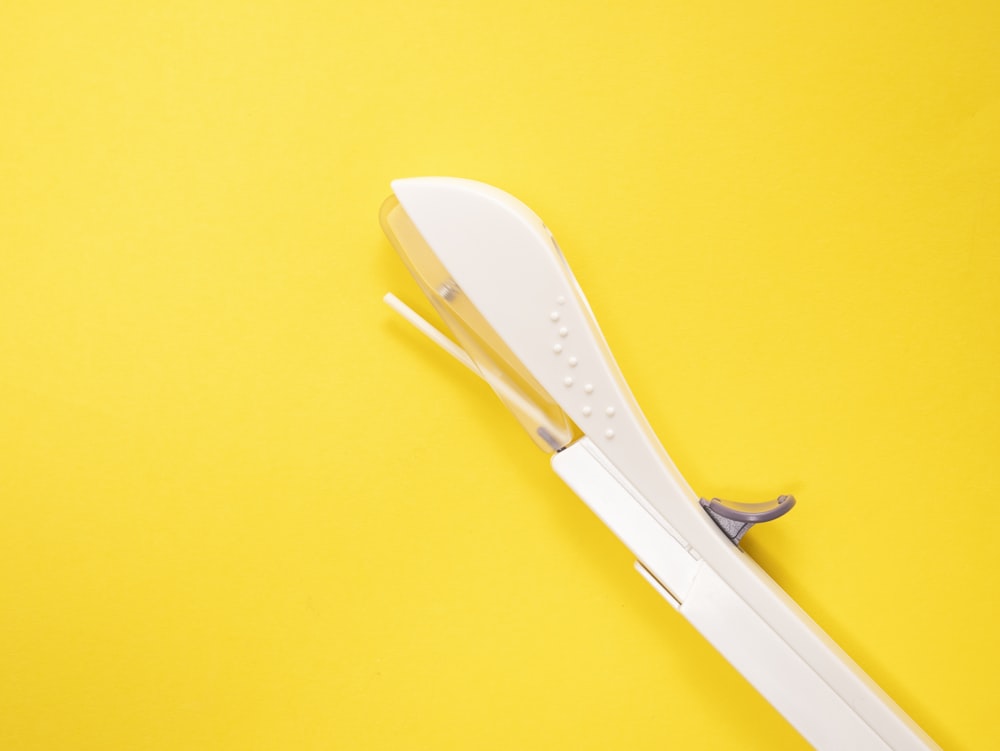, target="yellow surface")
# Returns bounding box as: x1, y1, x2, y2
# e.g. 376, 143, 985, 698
1, 2, 997, 749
